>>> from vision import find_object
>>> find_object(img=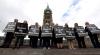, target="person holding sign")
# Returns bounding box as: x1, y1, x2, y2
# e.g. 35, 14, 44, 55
85, 22, 100, 48
54, 24, 65, 49
13, 20, 28, 49
41, 23, 52, 49
28, 22, 40, 48
1, 19, 18, 48
64, 23, 75, 49
74, 23, 86, 48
